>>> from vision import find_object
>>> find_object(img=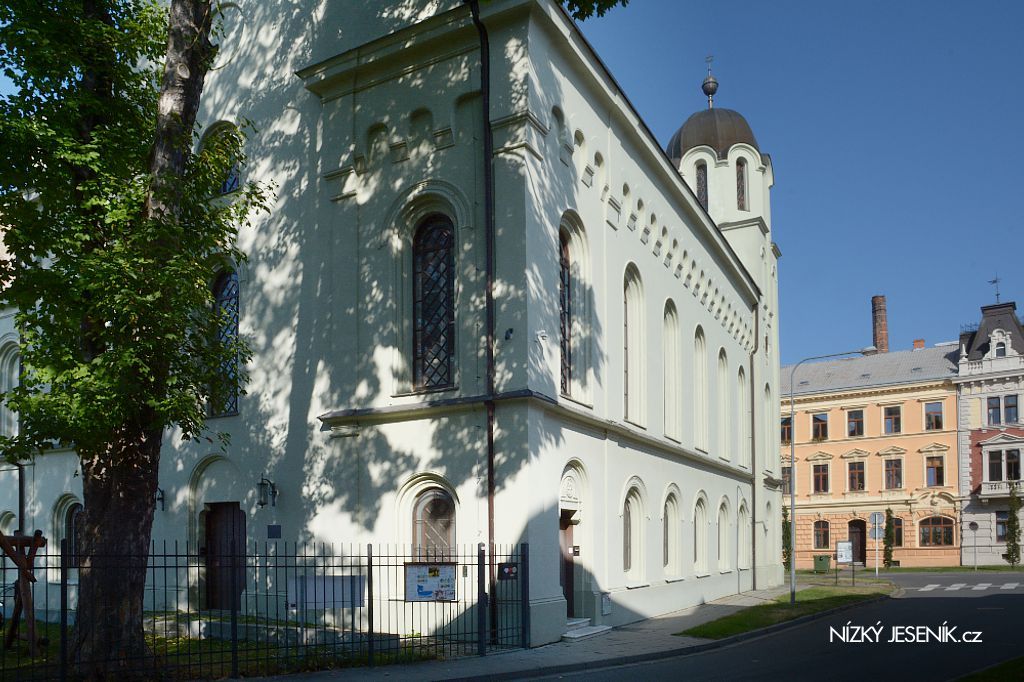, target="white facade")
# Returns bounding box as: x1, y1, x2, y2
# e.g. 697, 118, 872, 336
0, 0, 783, 645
